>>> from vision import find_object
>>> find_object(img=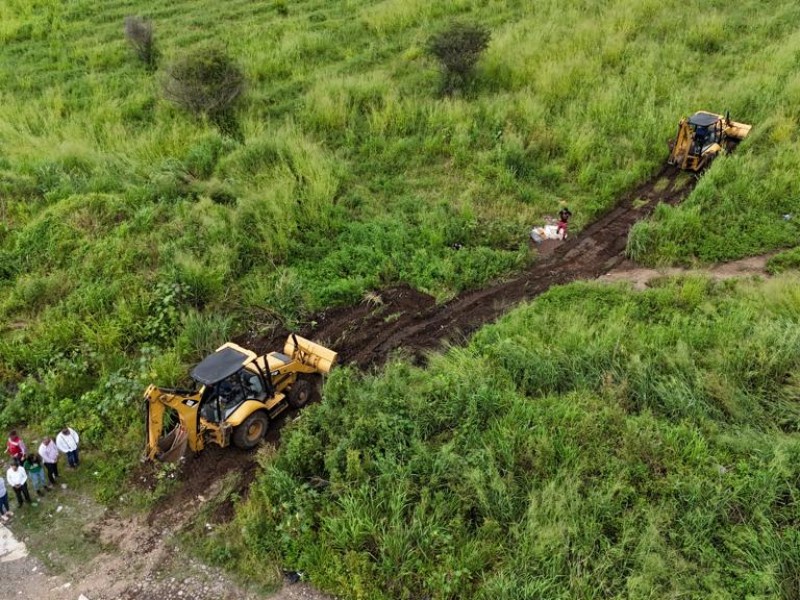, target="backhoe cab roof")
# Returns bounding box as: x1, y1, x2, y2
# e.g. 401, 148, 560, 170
191, 345, 256, 385
688, 112, 721, 127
